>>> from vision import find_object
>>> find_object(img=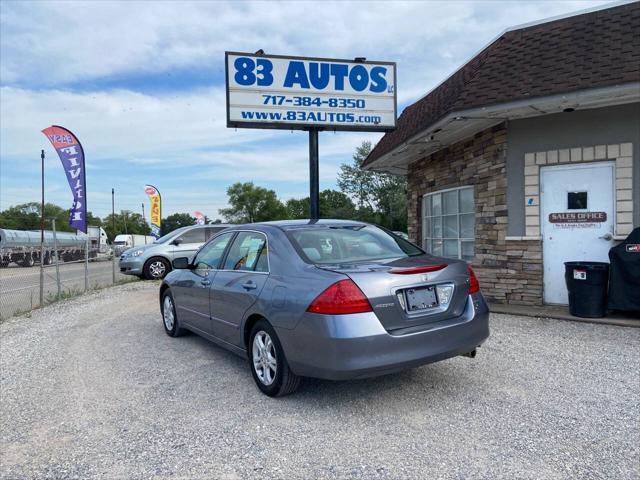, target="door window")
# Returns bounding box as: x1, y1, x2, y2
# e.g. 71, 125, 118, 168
193, 232, 234, 271
176, 228, 206, 244
205, 226, 227, 239
223, 232, 269, 272
567, 191, 588, 210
